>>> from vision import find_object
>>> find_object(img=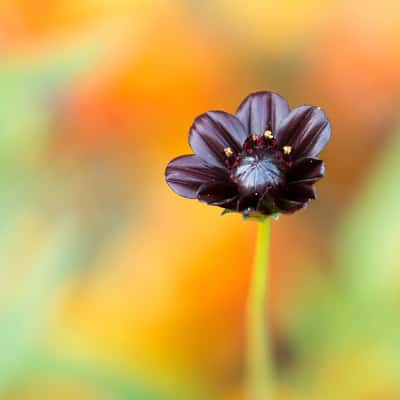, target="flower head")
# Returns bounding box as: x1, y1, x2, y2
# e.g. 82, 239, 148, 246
165, 91, 331, 217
